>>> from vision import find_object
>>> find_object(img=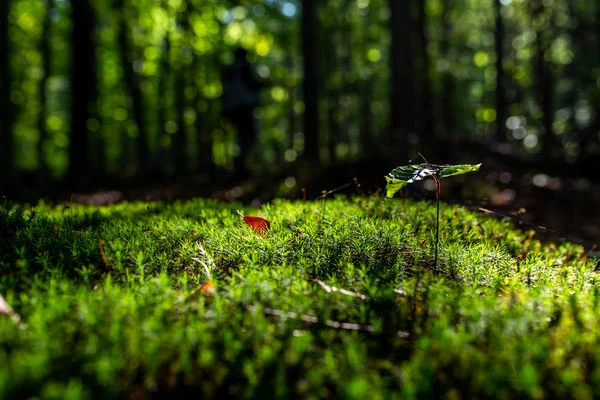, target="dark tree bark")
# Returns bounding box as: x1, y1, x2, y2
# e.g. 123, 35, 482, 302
157, 0, 171, 170
173, 6, 189, 174
173, 72, 187, 173
195, 60, 213, 173
532, 3, 557, 157
301, 0, 320, 162
286, 58, 297, 155
416, 0, 433, 139
581, 0, 600, 149
359, 5, 373, 153
0, 0, 14, 189
38, 0, 53, 181
67, 0, 97, 184
322, 21, 339, 164
571, 0, 600, 151
440, 0, 455, 136
327, 96, 338, 163
117, 0, 149, 177
494, 0, 507, 142
389, 0, 413, 154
